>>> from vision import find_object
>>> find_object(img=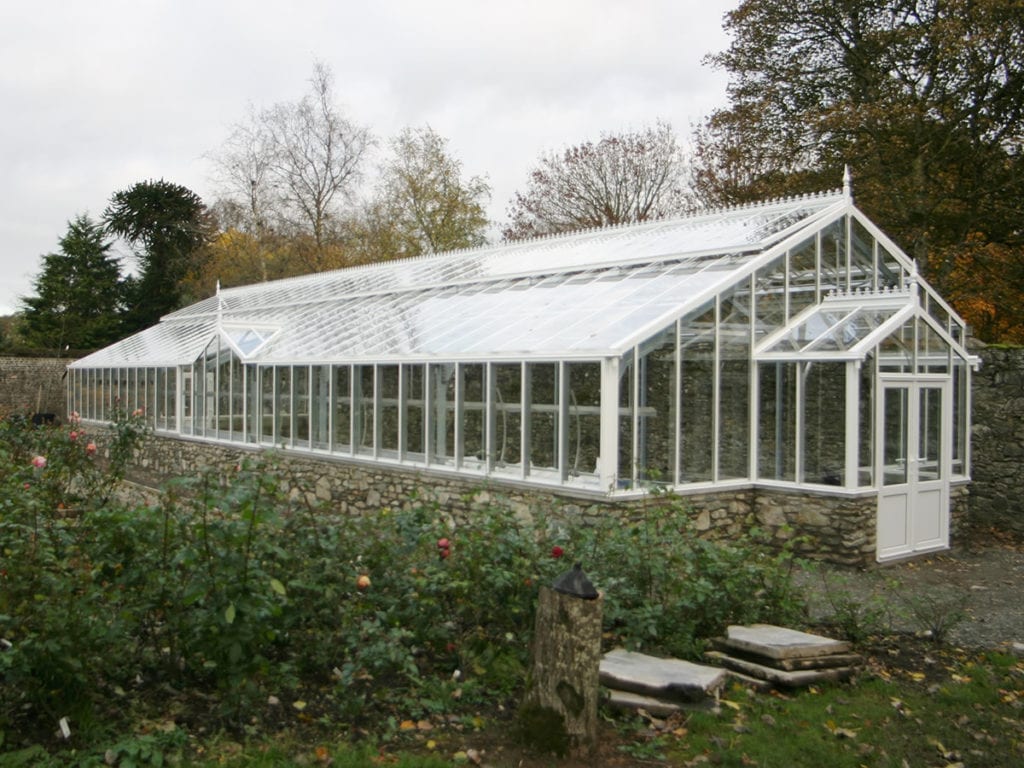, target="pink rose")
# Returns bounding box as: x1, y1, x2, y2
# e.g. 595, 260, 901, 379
31, 456, 47, 469
86, 442, 97, 456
